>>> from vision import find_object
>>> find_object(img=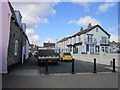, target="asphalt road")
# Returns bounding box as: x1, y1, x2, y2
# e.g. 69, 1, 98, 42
2, 56, 119, 88
7, 56, 113, 76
